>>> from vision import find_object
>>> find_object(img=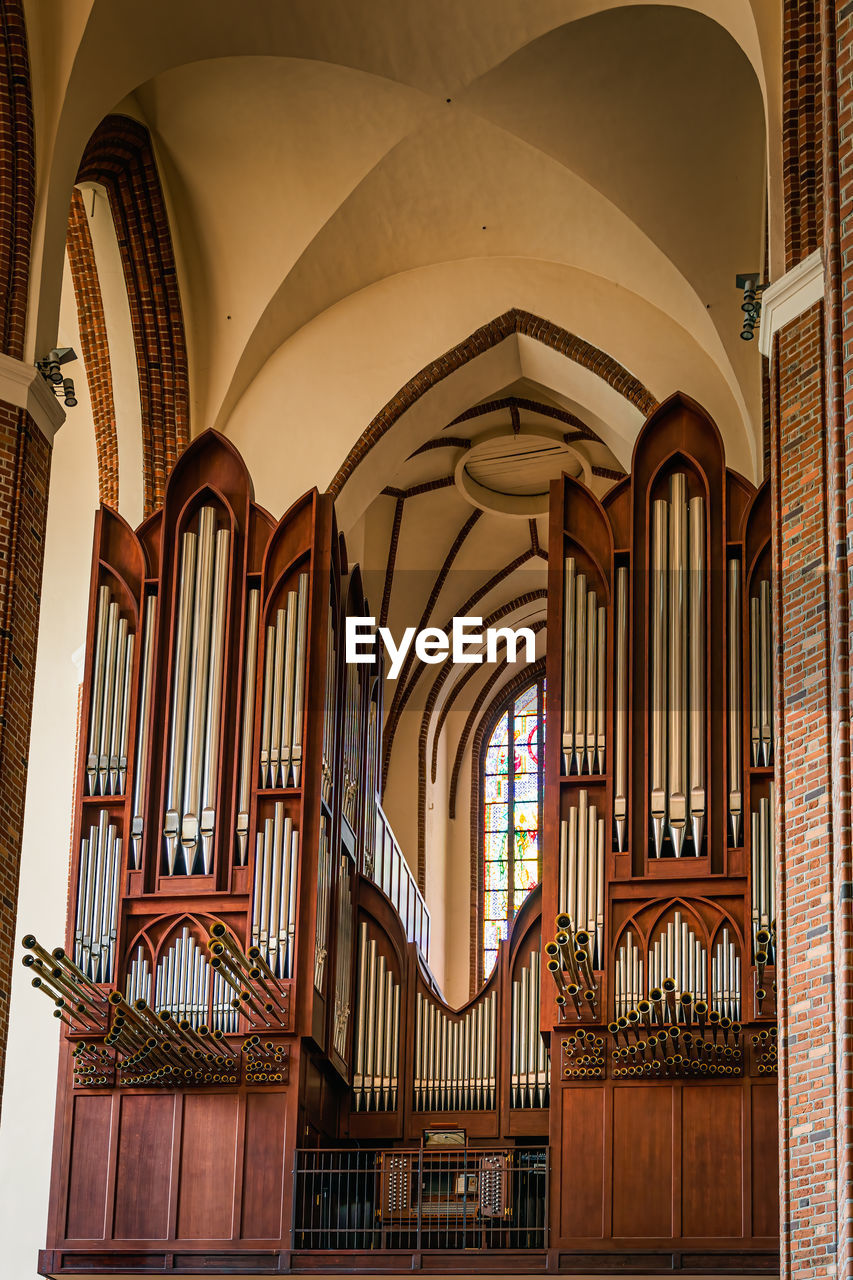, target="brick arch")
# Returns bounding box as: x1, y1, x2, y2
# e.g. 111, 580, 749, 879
77, 115, 190, 516
0, 1, 35, 359
327, 308, 657, 500
66, 189, 119, 508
